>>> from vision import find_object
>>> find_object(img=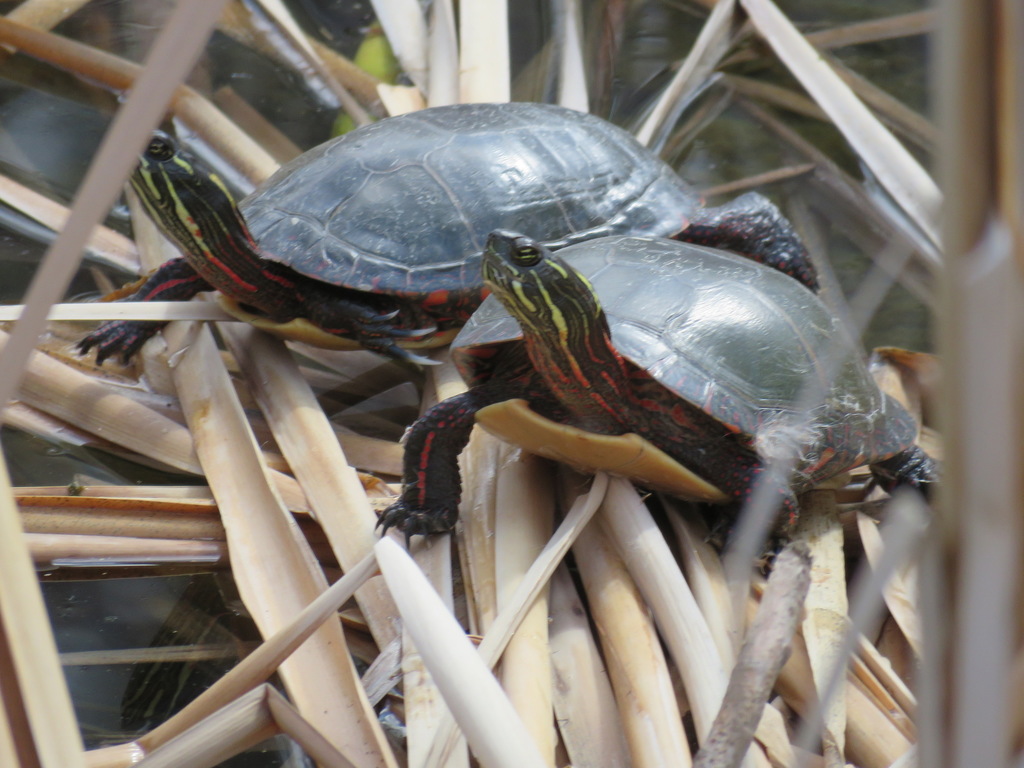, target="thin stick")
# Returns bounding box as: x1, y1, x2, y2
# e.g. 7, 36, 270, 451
695, 542, 811, 768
